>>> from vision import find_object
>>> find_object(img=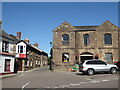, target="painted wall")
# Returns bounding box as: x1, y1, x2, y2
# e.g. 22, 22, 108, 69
16, 41, 27, 58
0, 55, 15, 73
